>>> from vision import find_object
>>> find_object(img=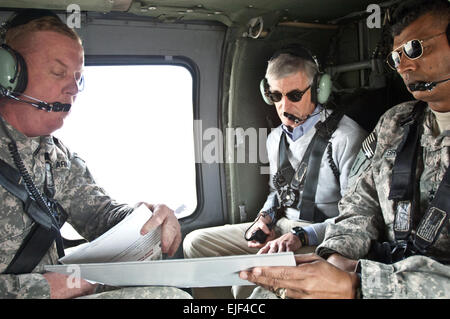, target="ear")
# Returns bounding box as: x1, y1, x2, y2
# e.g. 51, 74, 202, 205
260, 78, 274, 105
